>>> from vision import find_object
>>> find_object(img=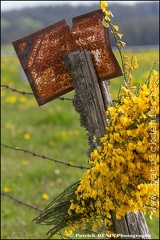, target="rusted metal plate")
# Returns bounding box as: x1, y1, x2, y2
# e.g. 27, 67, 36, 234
12, 20, 79, 106
12, 10, 122, 106
71, 9, 122, 80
